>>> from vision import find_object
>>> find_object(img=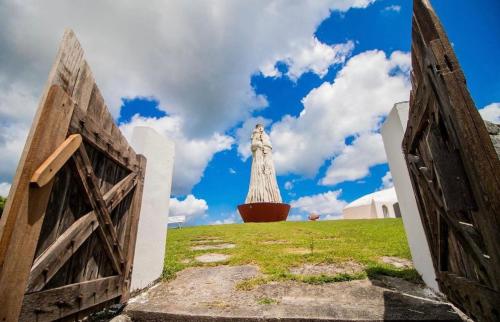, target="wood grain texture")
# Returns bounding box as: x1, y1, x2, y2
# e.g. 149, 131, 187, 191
72, 145, 124, 275
403, 1, 500, 320
103, 172, 138, 212
120, 155, 146, 302
30, 134, 82, 187
0, 85, 75, 321
27, 212, 98, 293
20, 276, 121, 322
